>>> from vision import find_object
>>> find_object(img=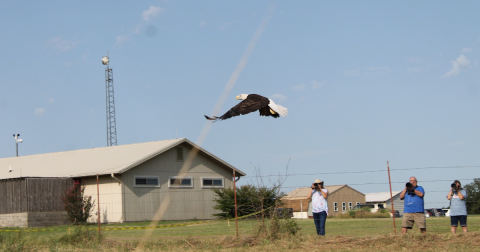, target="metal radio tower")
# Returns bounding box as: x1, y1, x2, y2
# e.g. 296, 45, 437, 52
102, 54, 118, 146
